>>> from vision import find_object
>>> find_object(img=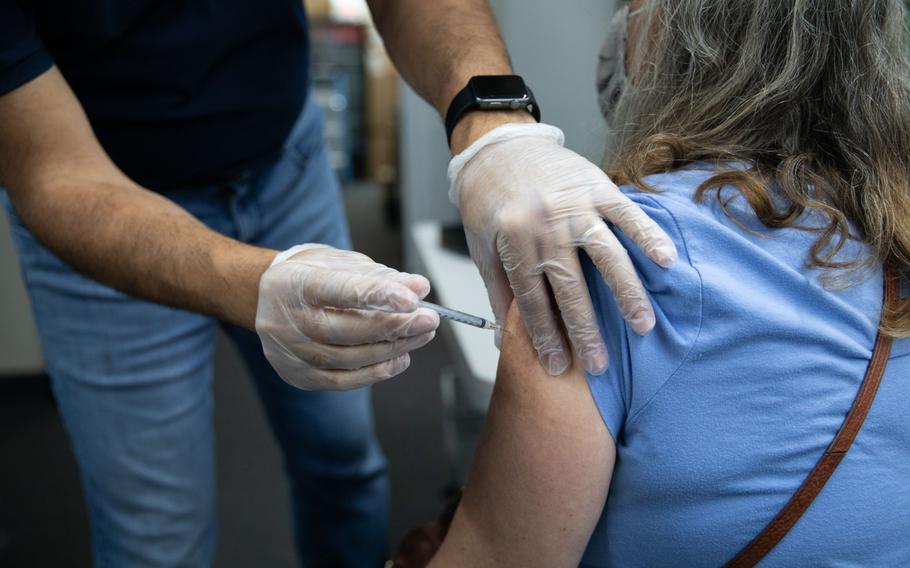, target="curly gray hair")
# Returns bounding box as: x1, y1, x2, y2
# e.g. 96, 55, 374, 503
607, 0, 910, 336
